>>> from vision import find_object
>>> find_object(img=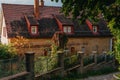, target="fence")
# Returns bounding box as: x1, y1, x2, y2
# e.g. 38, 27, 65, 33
0, 53, 33, 80
83, 54, 94, 66
34, 51, 115, 80
0, 51, 115, 80
0, 57, 26, 78
64, 54, 79, 69
35, 55, 58, 75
